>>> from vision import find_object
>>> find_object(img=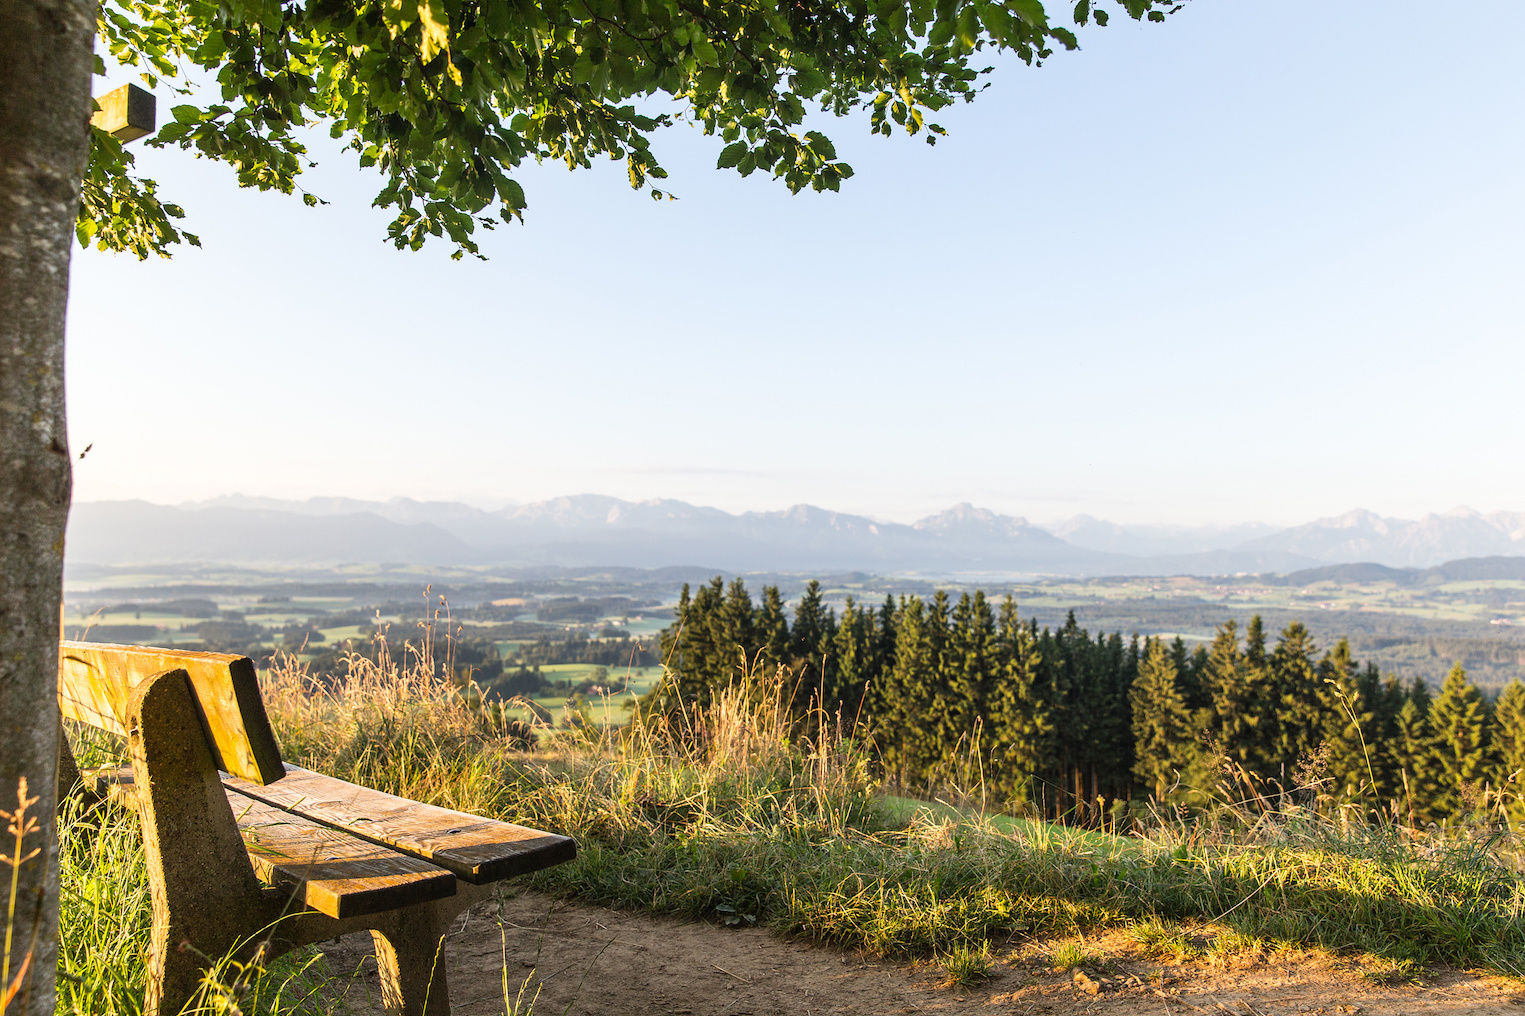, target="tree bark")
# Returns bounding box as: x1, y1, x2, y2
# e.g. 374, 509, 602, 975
0, 0, 93, 1008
